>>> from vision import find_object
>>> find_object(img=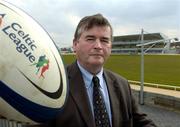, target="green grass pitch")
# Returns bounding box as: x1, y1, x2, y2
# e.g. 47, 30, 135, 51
62, 54, 180, 87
